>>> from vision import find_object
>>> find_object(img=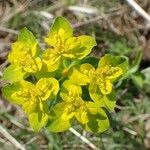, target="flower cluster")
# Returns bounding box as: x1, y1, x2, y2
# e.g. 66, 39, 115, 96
2, 17, 128, 133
